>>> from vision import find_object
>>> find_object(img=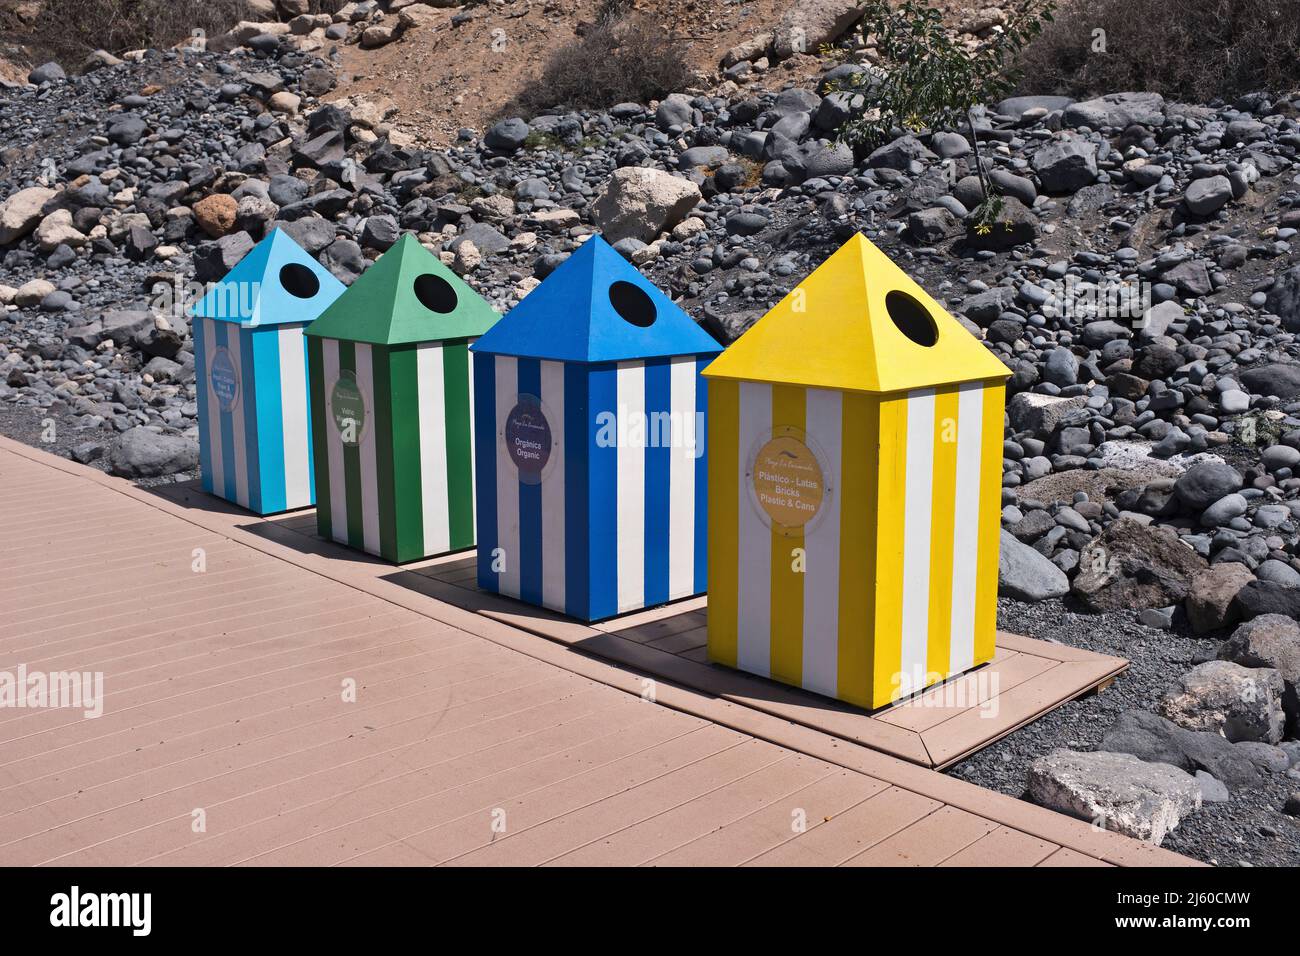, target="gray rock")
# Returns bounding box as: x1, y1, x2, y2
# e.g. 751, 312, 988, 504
1185, 175, 1233, 216
1007, 392, 1087, 437
27, 61, 66, 85
1159, 660, 1286, 744
865, 134, 936, 170
1235, 580, 1300, 620
907, 207, 961, 243
1174, 460, 1243, 511
1032, 136, 1098, 193
1185, 563, 1254, 634
1063, 92, 1165, 129
999, 529, 1069, 600
1195, 771, 1230, 802
107, 427, 199, 479
1219, 613, 1300, 734
1100, 709, 1261, 789
484, 118, 530, 153
1240, 363, 1300, 400
1027, 749, 1200, 845
193, 232, 255, 283
995, 95, 1074, 121
1266, 265, 1300, 331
